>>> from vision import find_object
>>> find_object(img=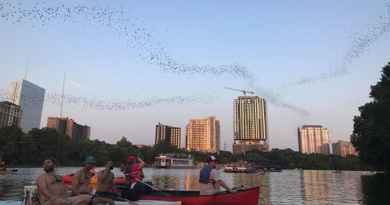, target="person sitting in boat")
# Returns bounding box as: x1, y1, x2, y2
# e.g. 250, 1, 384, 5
92, 160, 116, 205
72, 156, 96, 196
121, 155, 151, 201
36, 158, 91, 205
199, 155, 232, 195
0, 160, 6, 171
